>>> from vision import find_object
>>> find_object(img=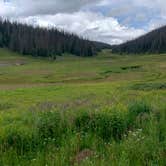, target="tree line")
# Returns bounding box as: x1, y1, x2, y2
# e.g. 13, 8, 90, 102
112, 25, 166, 54
0, 19, 110, 58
